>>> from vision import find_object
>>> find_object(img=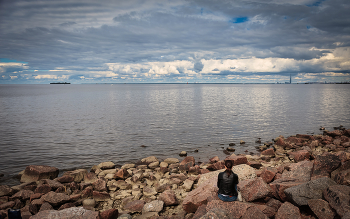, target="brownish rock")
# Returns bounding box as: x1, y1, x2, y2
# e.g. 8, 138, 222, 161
34, 184, 52, 194
124, 200, 145, 212
63, 169, 88, 183
20, 165, 59, 183
275, 201, 301, 219
205, 200, 253, 218
326, 130, 343, 137
269, 178, 304, 201
114, 168, 129, 179
238, 177, 272, 202
254, 204, 276, 218
158, 190, 178, 206
30, 193, 43, 202
81, 186, 93, 198
39, 202, 54, 211
266, 198, 282, 212
188, 165, 201, 175
56, 175, 74, 183
241, 206, 268, 219
179, 156, 195, 171
225, 155, 248, 165
260, 167, 278, 183
42, 179, 64, 190
206, 161, 225, 171
93, 191, 110, 201
28, 203, 39, 215
248, 161, 263, 169
286, 136, 304, 144
209, 156, 220, 164
69, 194, 81, 202
0, 185, 13, 197
84, 172, 98, 184
43, 191, 70, 206
288, 150, 310, 162
31, 207, 100, 219
100, 208, 118, 219
323, 184, 350, 217
0, 201, 15, 210
312, 152, 341, 178
200, 169, 210, 174
58, 202, 76, 210
275, 137, 285, 146
92, 179, 107, 191
10, 189, 33, 201
282, 160, 313, 182
261, 148, 275, 156
192, 204, 207, 219
307, 199, 336, 219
